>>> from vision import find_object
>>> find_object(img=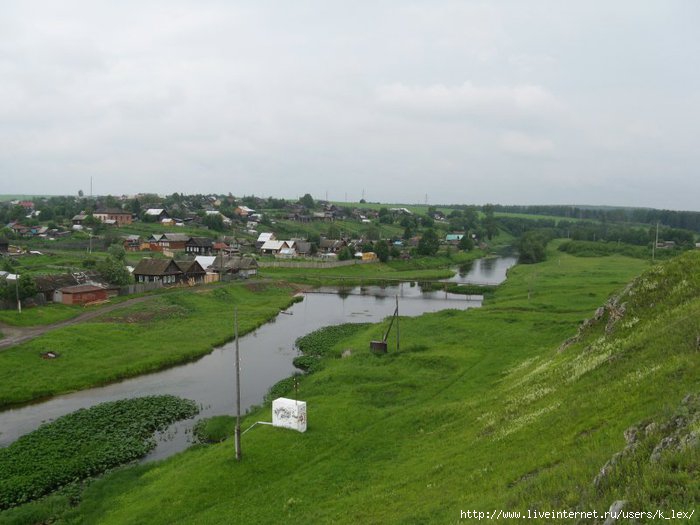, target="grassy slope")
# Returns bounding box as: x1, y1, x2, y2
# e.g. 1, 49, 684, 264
28, 249, 693, 524
0, 282, 297, 408
0, 304, 81, 327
